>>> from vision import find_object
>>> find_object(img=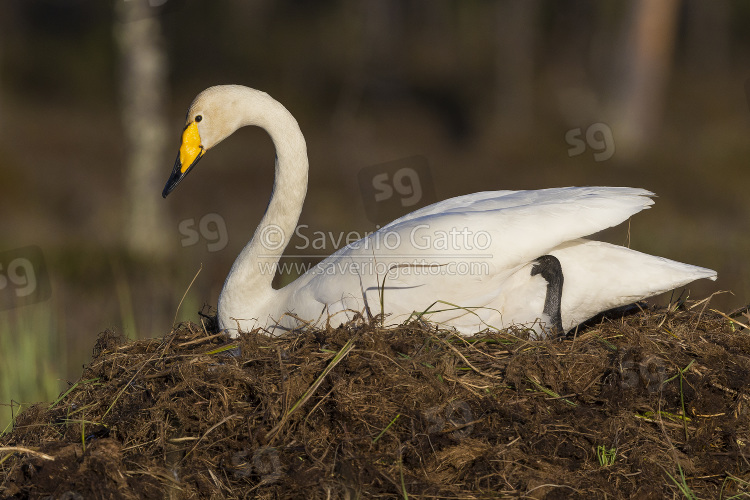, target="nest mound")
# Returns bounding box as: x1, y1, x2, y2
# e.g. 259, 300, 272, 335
1, 300, 749, 499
